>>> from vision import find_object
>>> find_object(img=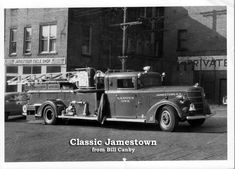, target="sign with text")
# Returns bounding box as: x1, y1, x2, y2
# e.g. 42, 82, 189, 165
178, 55, 227, 71
5, 58, 66, 65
